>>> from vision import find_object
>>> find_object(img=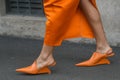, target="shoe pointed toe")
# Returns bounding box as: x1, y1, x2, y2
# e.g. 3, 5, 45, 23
16, 66, 33, 74
75, 60, 92, 67
16, 61, 52, 74
16, 68, 23, 72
